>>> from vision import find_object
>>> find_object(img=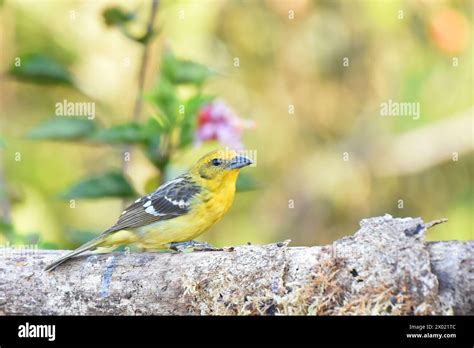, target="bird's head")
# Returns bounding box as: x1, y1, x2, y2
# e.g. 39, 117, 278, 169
190, 149, 253, 187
